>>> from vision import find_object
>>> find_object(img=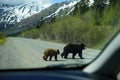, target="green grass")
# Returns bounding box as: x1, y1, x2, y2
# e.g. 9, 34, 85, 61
0, 32, 6, 45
